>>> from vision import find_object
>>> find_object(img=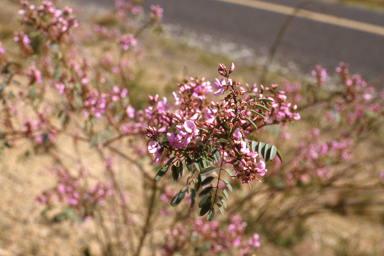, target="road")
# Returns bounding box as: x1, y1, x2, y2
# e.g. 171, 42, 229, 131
74, 0, 384, 85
